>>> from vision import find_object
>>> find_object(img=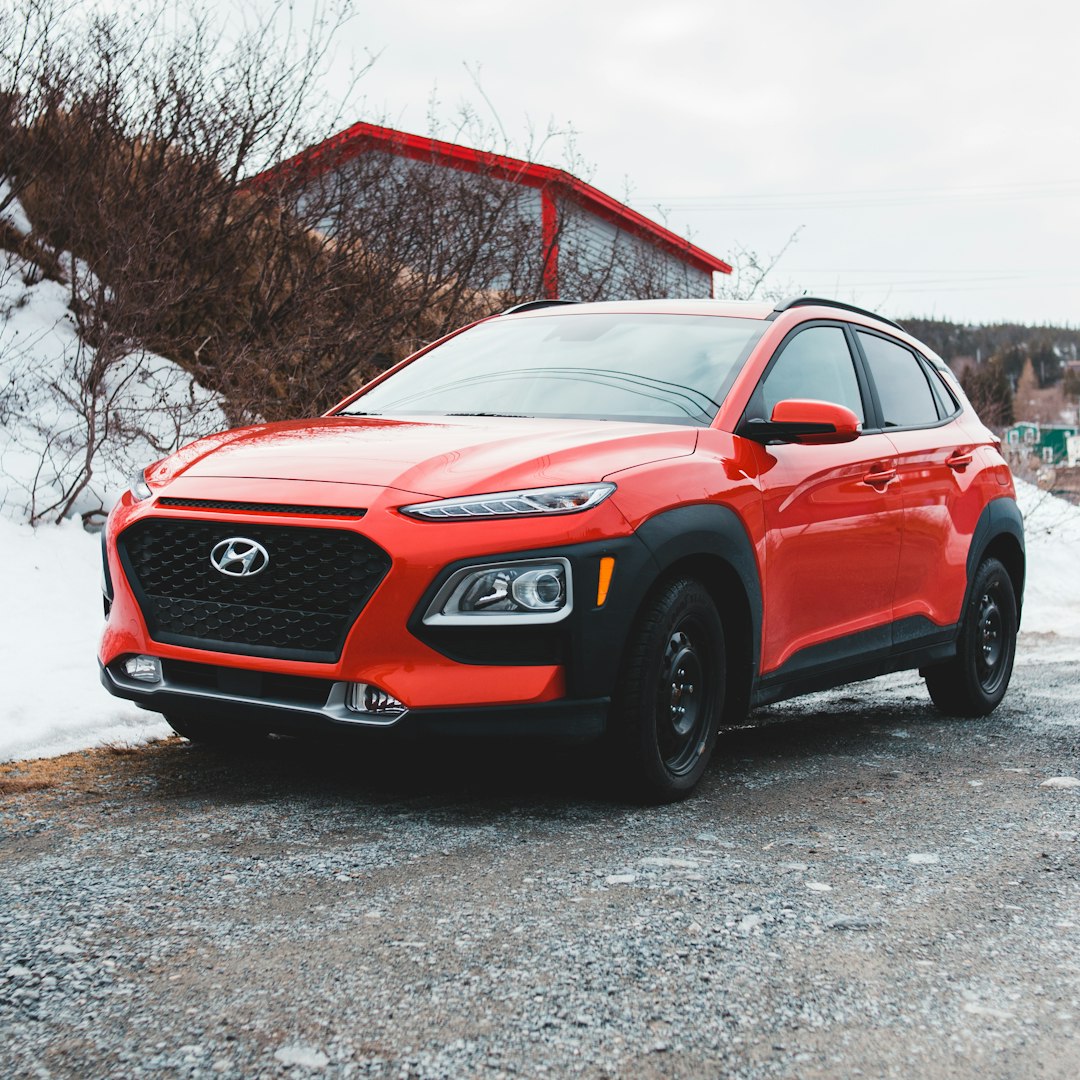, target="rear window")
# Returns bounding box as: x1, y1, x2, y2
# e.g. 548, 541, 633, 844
857, 331, 941, 428
341, 314, 768, 426
923, 361, 961, 417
